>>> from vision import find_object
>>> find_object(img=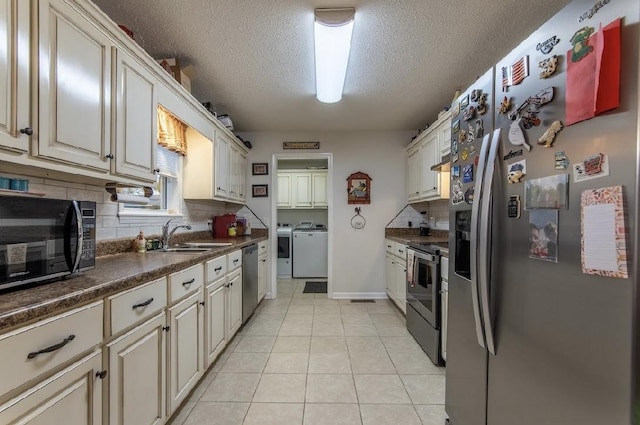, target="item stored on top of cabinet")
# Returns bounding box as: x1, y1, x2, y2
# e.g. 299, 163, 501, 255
252, 163, 268, 175
347, 172, 371, 204
217, 114, 234, 130
156, 58, 191, 92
